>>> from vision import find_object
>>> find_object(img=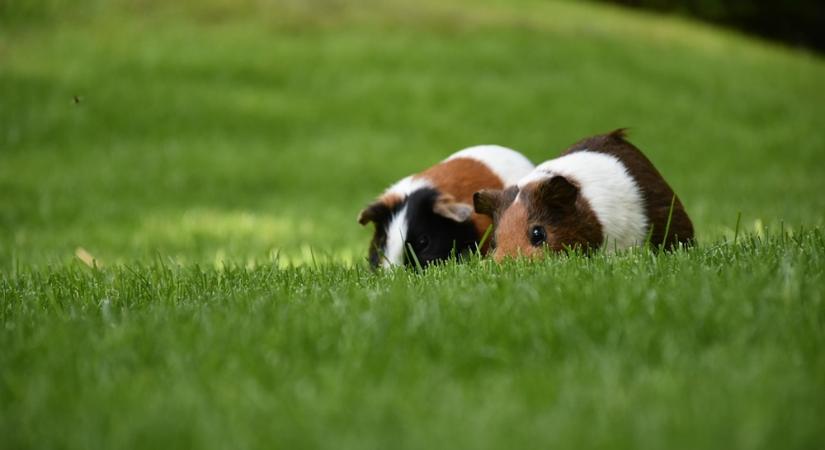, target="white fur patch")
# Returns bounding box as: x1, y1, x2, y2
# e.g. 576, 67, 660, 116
518, 151, 648, 250
447, 145, 535, 186
382, 205, 409, 268
384, 176, 432, 198
377, 178, 431, 268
